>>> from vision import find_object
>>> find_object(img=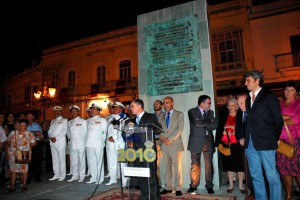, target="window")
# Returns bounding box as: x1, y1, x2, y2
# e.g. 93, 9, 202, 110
68, 70, 75, 87
119, 60, 131, 80
25, 85, 31, 101
42, 67, 59, 88
212, 30, 244, 72
97, 65, 106, 84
